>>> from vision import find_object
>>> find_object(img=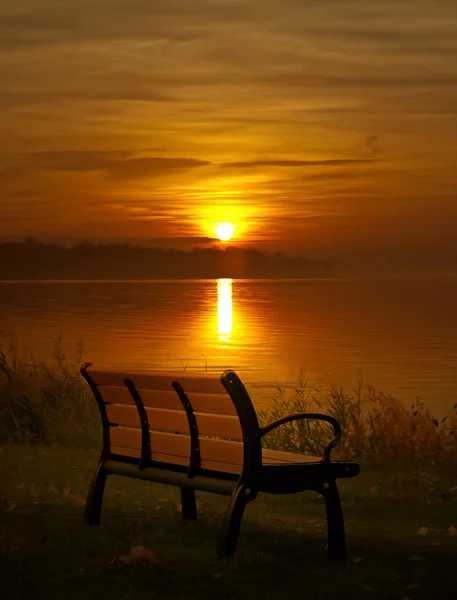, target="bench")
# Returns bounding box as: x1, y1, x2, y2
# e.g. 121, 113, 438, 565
81, 363, 360, 560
